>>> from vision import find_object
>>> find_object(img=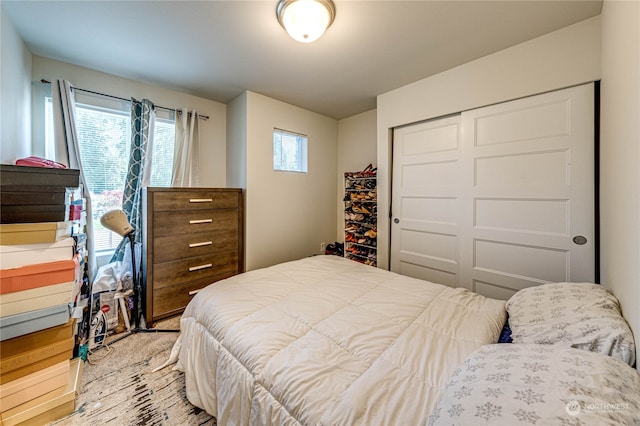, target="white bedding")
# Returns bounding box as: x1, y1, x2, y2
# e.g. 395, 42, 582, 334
505, 282, 636, 366
429, 344, 640, 425
171, 256, 506, 425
